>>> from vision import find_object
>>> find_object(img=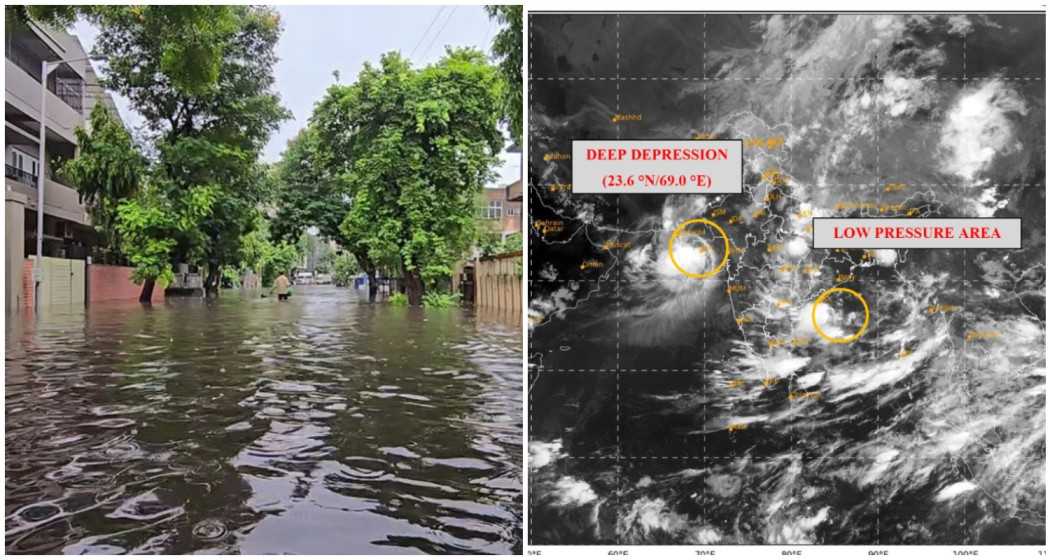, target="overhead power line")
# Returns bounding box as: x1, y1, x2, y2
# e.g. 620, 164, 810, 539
422, 6, 457, 62
409, 6, 446, 60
